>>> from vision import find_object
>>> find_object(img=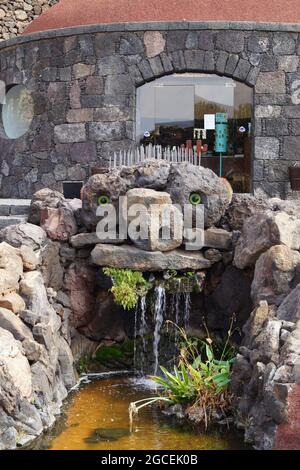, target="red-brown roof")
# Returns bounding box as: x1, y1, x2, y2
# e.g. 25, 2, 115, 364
25, 0, 300, 34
